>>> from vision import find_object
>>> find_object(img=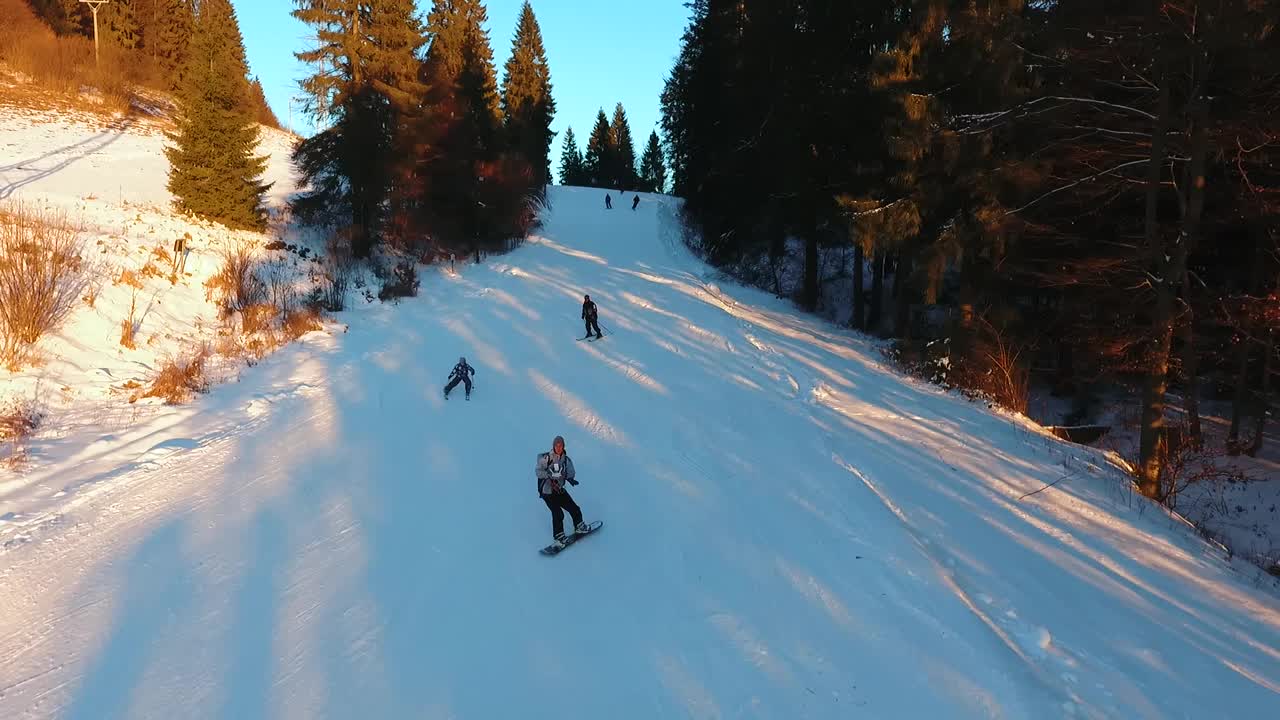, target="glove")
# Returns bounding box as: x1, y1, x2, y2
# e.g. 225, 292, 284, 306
567, 478, 579, 486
